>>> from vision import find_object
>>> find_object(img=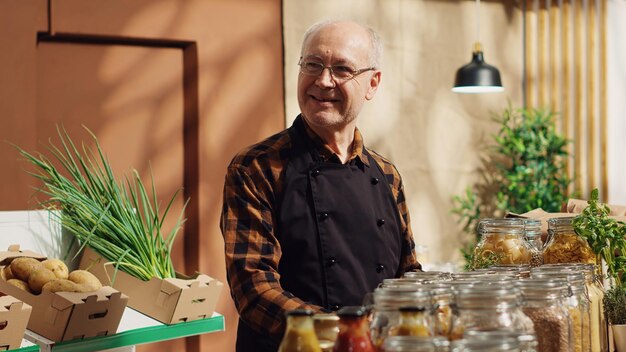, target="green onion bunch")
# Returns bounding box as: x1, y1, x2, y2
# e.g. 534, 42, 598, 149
16, 126, 187, 280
